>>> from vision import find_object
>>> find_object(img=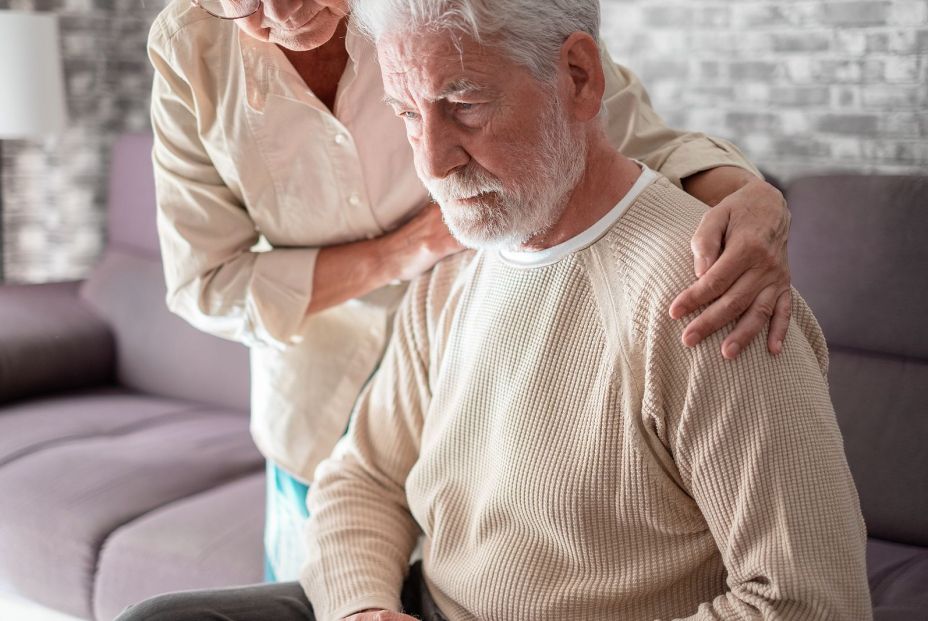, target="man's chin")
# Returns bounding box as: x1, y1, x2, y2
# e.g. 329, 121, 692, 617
444, 219, 525, 252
